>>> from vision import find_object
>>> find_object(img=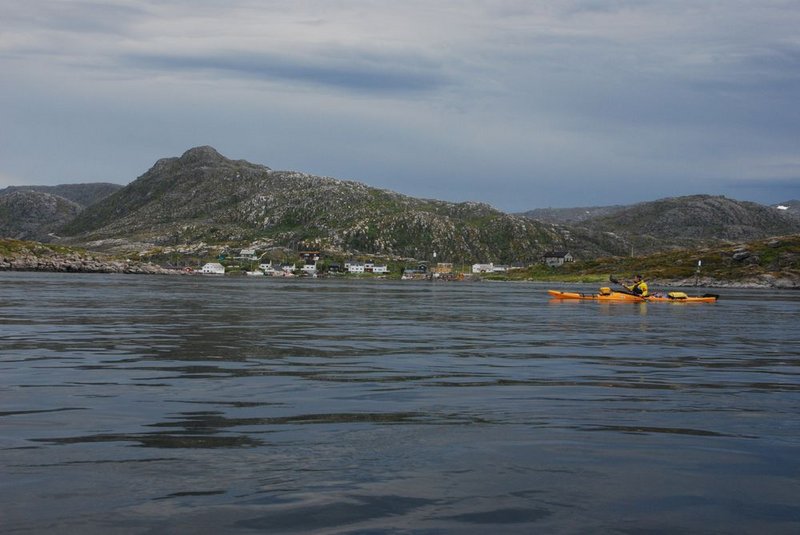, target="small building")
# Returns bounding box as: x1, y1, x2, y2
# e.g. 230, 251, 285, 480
200, 262, 225, 275
299, 251, 320, 263
301, 264, 317, 274
472, 263, 494, 274
371, 264, 390, 274
543, 251, 574, 267
432, 263, 453, 274
347, 262, 366, 274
